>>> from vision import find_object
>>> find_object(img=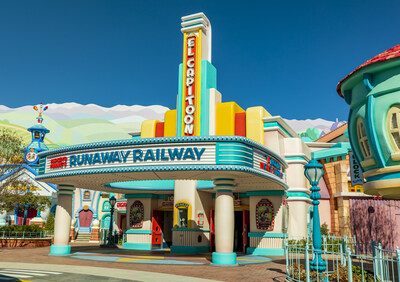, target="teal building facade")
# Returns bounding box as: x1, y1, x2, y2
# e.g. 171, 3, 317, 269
337, 45, 400, 198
